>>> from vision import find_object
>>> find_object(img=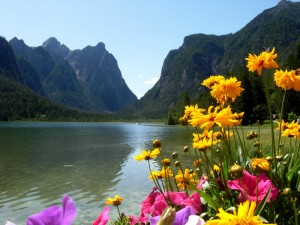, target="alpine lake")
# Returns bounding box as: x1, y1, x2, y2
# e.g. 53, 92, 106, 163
0, 122, 195, 224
